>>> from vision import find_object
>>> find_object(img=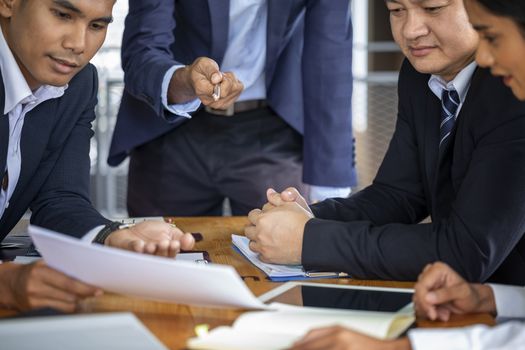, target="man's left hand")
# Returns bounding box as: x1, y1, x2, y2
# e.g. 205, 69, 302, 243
105, 221, 195, 257
244, 202, 313, 265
